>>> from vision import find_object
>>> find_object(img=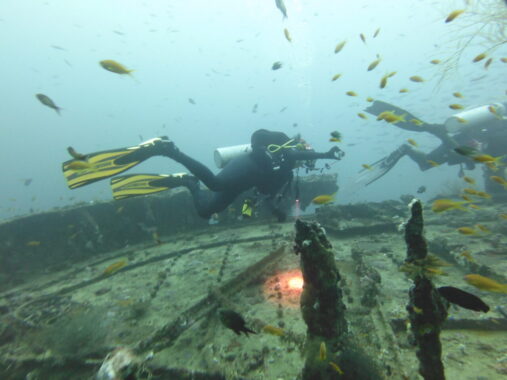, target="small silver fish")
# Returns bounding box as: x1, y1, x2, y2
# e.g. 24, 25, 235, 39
36, 93, 62, 115
275, 0, 287, 18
